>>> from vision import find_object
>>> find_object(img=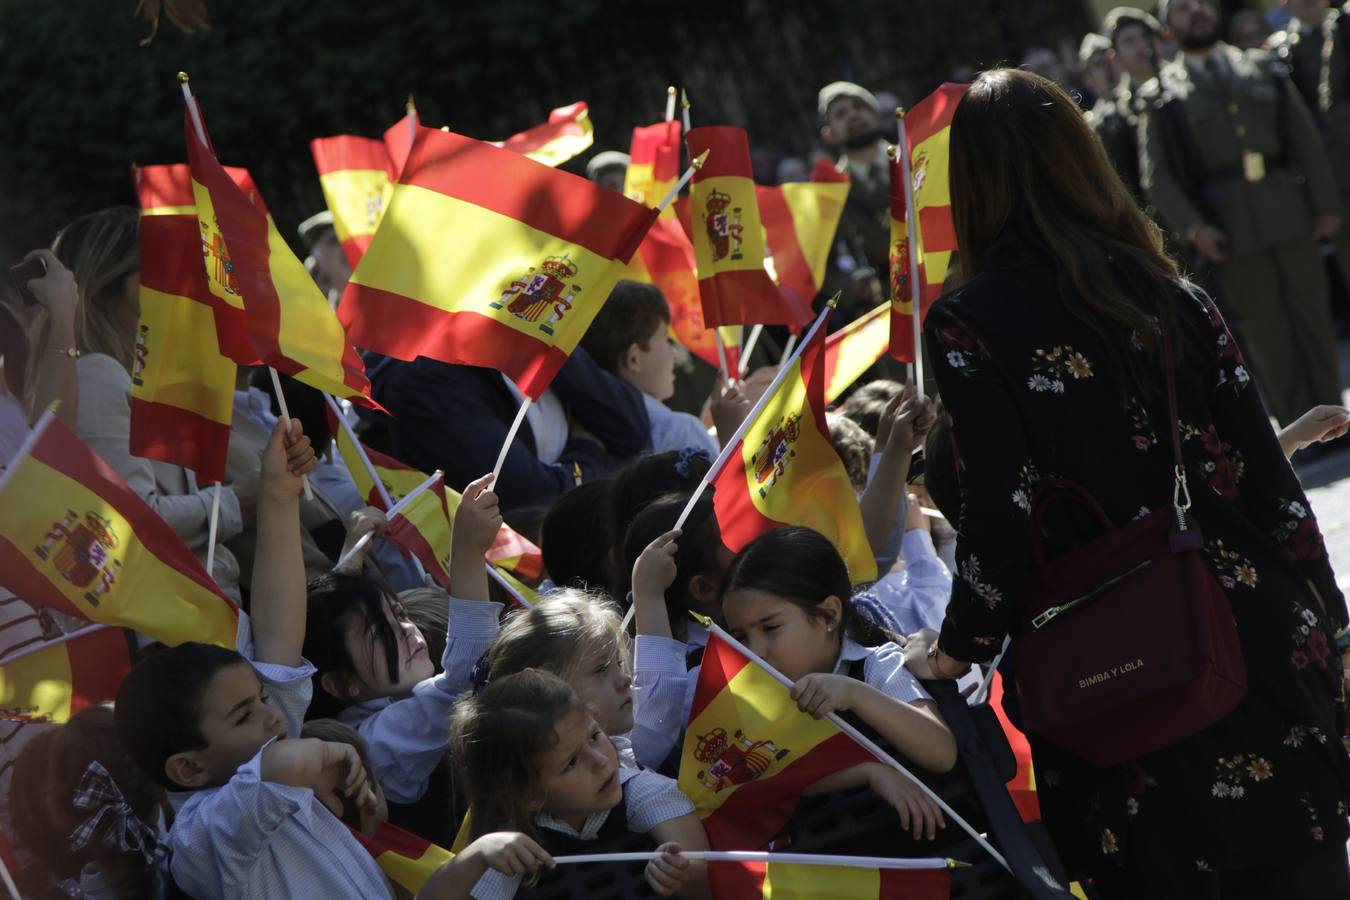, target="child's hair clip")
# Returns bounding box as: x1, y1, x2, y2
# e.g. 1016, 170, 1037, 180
674, 446, 710, 479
